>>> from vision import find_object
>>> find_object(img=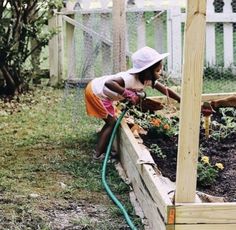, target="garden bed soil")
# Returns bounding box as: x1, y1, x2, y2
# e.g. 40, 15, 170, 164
139, 108, 236, 202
